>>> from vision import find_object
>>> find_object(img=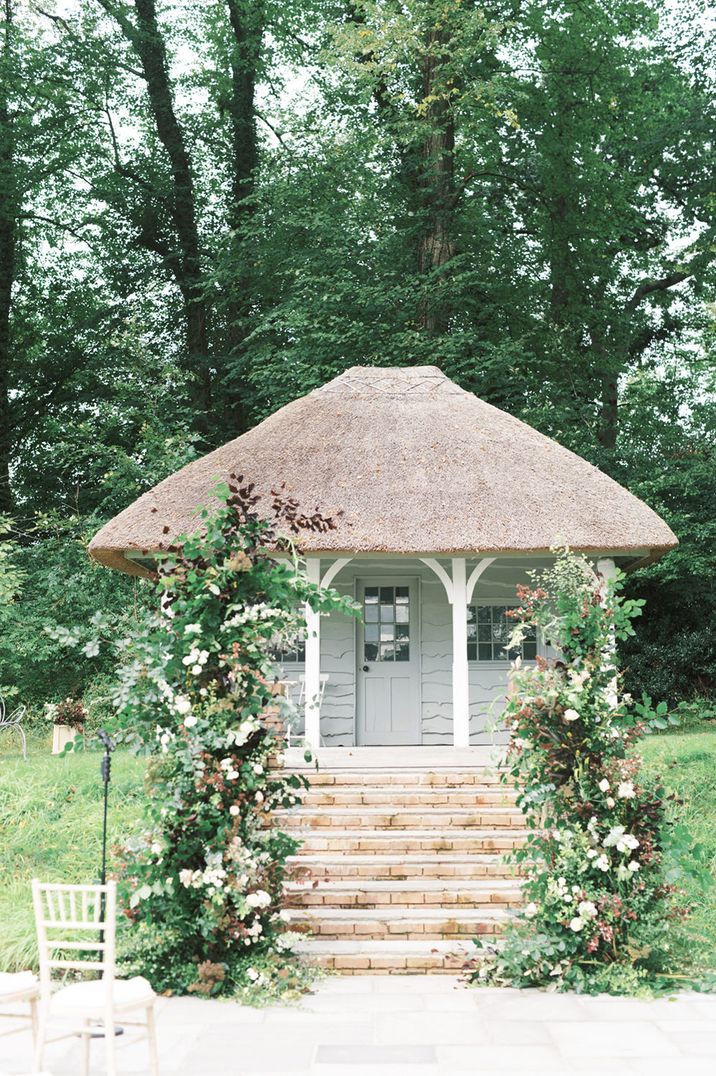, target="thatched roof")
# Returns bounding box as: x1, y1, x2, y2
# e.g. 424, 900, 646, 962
89, 366, 677, 576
